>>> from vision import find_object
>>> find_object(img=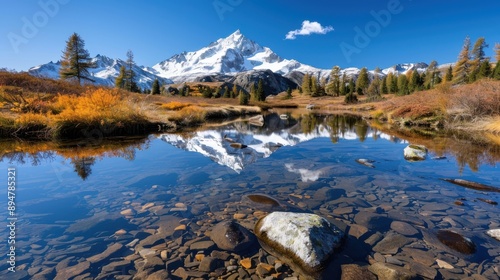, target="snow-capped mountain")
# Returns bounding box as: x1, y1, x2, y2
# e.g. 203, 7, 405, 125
160, 114, 404, 172
28, 54, 172, 90
152, 30, 329, 83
